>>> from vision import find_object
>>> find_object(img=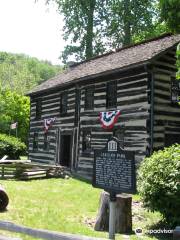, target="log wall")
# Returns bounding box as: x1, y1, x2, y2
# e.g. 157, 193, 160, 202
29, 86, 76, 165
28, 46, 179, 180
152, 47, 180, 151
29, 66, 150, 180
77, 67, 150, 178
